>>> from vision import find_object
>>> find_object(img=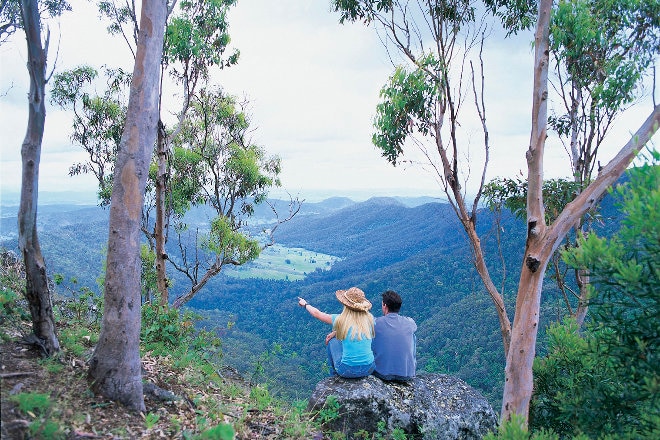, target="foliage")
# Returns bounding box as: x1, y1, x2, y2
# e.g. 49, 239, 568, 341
373, 55, 439, 165
0, 287, 319, 439
168, 86, 286, 306
531, 151, 660, 438
333, 0, 537, 34
195, 423, 235, 440
249, 385, 272, 411
317, 395, 341, 424
484, 414, 560, 439
10, 391, 52, 415
164, 0, 239, 80
53, 274, 103, 326
50, 66, 130, 206
483, 176, 585, 224
140, 300, 221, 360
140, 244, 159, 303
550, 0, 659, 115
0, 249, 29, 328
203, 215, 261, 265
0, 0, 71, 43
144, 412, 160, 429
